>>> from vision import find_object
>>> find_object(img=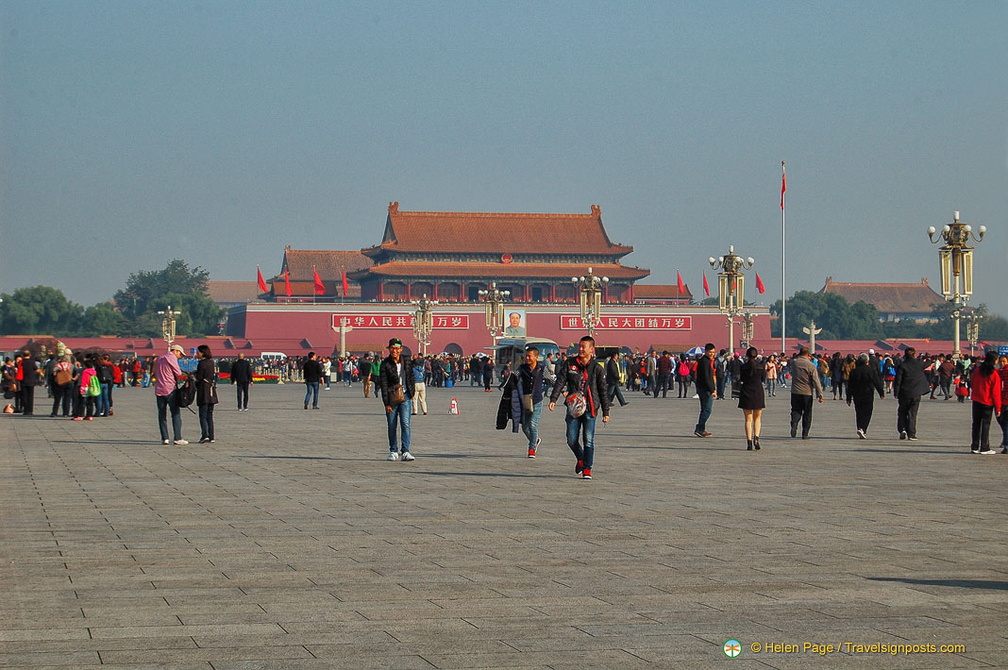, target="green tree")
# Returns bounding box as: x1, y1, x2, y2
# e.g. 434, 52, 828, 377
0, 286, 83, 335
114, 259, 211, 318
769, 291, 884, 340
80, 303, 130, 336
113, 259, 223, 337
